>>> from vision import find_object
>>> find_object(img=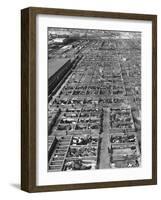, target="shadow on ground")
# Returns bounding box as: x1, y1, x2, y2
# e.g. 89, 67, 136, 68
10, 183, 20, 190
